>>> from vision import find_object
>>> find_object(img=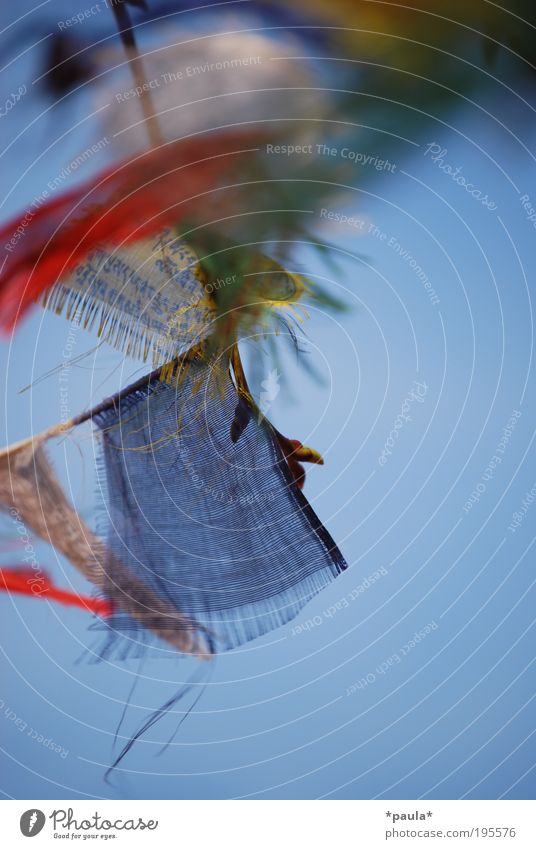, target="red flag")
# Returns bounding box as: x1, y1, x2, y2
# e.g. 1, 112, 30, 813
0, 567, 113, 617
0, 132, 259, 329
